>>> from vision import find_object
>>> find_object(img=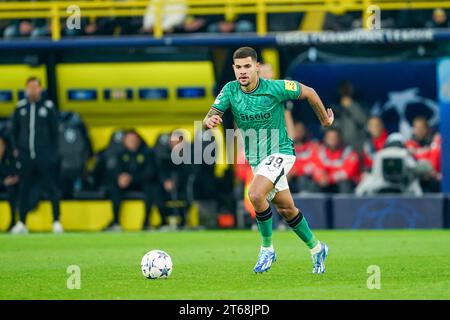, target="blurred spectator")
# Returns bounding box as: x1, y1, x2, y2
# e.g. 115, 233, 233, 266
141, 0, 187, 34
154, 131, 193, 230
10, 77, 63, 234
206, 14, 255, 33
178, 15, 208, 33
334, 80, 368, 155
311, 128, 361, 193
89, 129, 126, 193
287, 121, 319, 194
425, 8, 450, 28
356, 133, 429, 196
64, 17, 117, 37
105, 130, 158, 231
362, 116, 388, 173
429, 133, 441, 177
323, 12, 362, 31
267, 13, 303, 32
58, 111, 93, 198
0, 135, 19, 230
405, 116, 433, 159
405, 116, 441, 192
64, 0, 142, 37
3, 20, 33, 38
3, 18, 50, 39
191, 129, 217, 200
